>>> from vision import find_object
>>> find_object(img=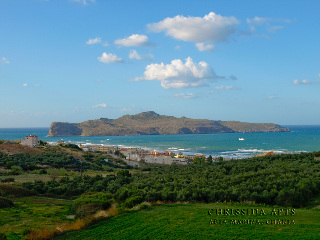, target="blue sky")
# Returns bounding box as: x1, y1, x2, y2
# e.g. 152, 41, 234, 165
1, 0, 319, 127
